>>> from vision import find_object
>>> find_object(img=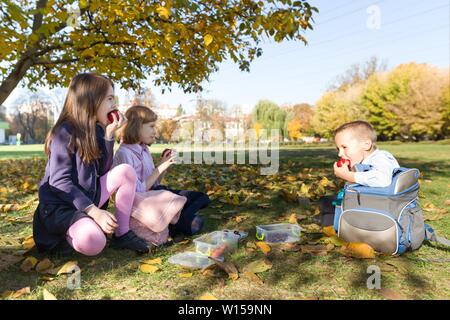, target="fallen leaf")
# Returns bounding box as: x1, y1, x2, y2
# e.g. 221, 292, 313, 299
323, 235, 346, 247
246, 242, 257, 249
198, 293, 218, 300
42, 288, 57, 300
20, 256, 38, 272
445, 200, 450, 206
177, 240, 190, 245
36, 258, 55, 274
21, 235, 35, 250
210, 258, 239, 280
278, 243, 301, 252
242, 271, 264, 284
322, 226, 337, 237
242, 259, 272, 274
300, 244, 330, 256
141, 258, 162, 265
339, 242, 376, 259
1, 287, 30, 299
139, 264, 159, 273
379, 288, 408, 300
256, 241, 271, 255
288, 214, 298, 224
51, 261, 78, 275
178, 272, 193, 278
